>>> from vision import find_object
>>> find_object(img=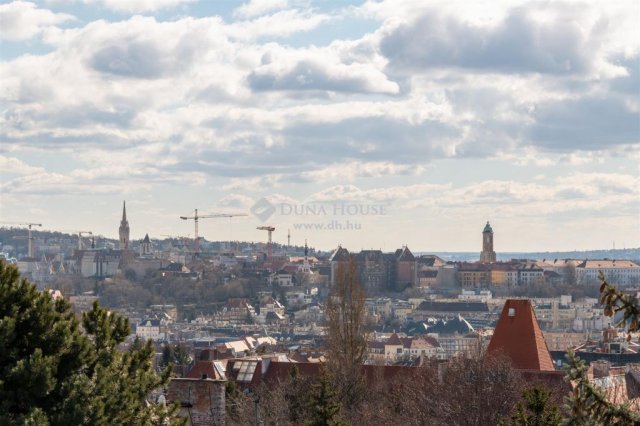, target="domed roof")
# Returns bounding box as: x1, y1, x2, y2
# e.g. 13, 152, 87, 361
483, 221, 493, 233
